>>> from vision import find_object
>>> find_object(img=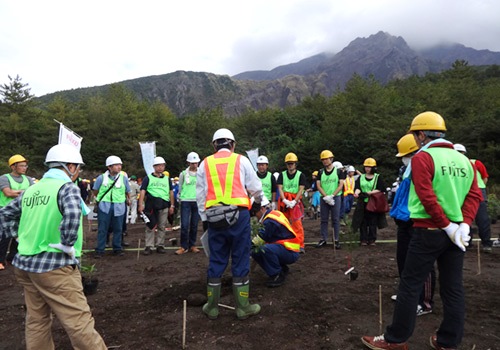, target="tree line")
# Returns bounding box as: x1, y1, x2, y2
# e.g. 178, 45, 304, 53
1, 61, 499, 191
